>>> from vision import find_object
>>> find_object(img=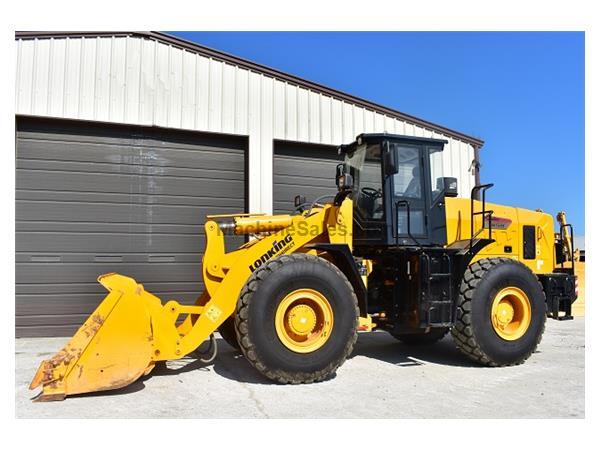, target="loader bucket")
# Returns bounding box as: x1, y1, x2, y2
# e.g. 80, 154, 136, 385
29, 273, 163, 401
